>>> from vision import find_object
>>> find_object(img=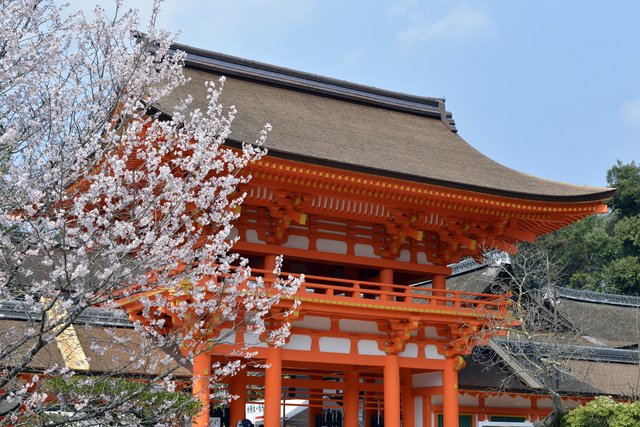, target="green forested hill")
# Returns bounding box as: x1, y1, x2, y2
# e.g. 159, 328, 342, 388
537, 161, 640, 295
